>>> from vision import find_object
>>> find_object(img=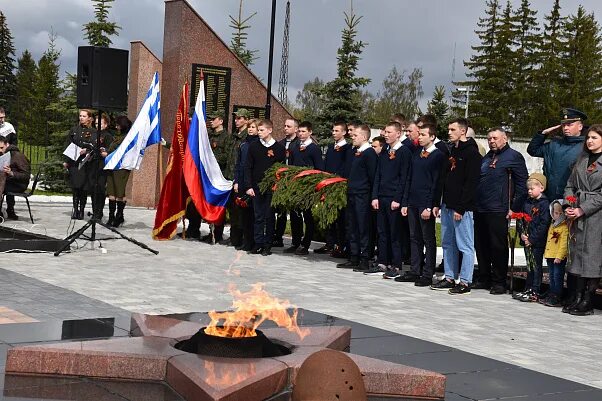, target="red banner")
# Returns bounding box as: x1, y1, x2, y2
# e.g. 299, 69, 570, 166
152, 82, 191, 240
